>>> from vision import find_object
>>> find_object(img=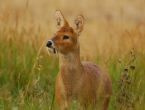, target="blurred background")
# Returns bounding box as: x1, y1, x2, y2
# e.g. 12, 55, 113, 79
0, 0, 145, 110
0, 0, 145, 57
